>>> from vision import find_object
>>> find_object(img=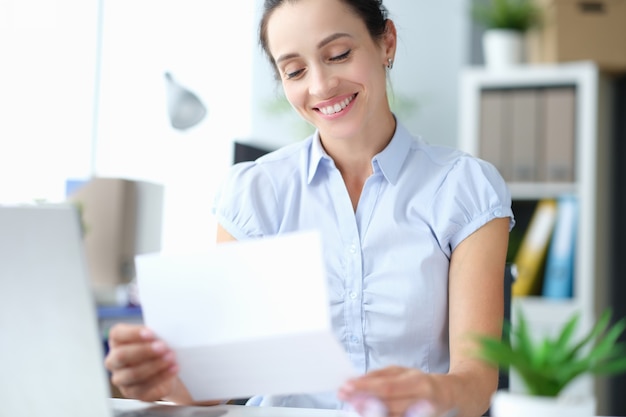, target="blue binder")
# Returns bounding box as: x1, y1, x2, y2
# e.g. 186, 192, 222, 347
542, 194, 578, 299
